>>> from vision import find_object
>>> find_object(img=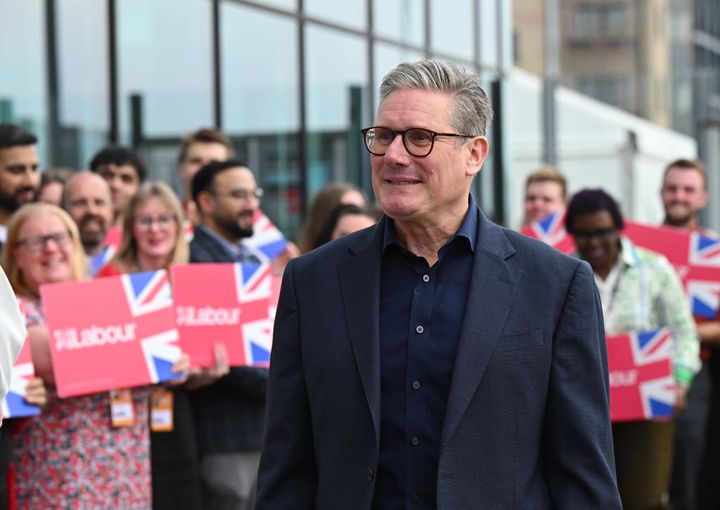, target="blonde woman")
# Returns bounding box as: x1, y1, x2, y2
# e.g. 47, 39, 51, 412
97, 181, 228, 510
